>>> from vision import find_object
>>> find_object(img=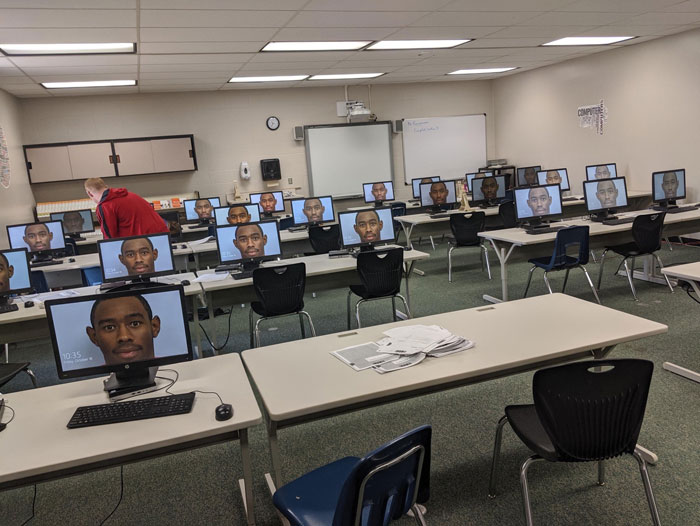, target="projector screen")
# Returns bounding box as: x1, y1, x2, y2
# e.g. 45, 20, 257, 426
304, 122, 394, 199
